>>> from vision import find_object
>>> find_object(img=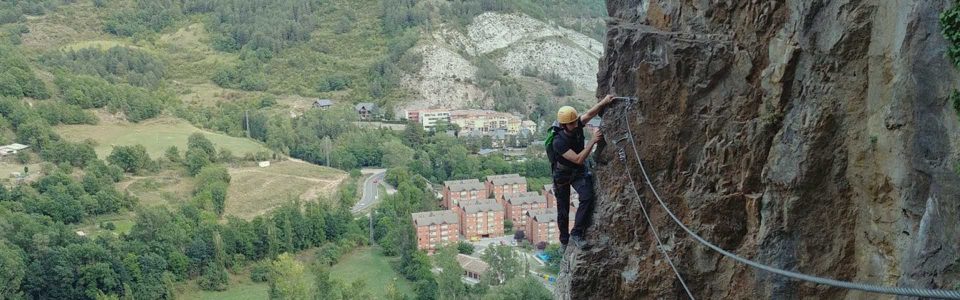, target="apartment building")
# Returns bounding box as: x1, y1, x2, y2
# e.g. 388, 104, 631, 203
458, 198, 505, 240
442, 179, 487, 211
543, 184, 580, 215
504, 192, 546, 228
484, 174, 527, 204
412, 210, 460, 253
